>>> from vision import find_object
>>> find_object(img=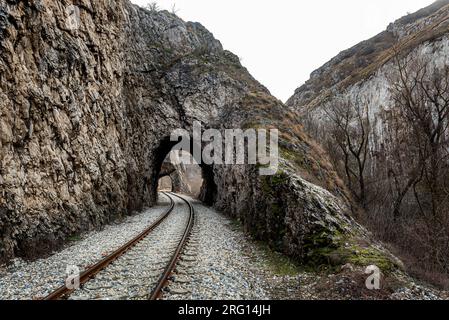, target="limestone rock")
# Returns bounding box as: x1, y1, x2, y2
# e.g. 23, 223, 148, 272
0, 0, 399, 275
